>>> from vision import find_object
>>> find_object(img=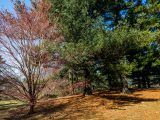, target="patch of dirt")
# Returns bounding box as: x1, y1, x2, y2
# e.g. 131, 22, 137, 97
1, 89, 160, 120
